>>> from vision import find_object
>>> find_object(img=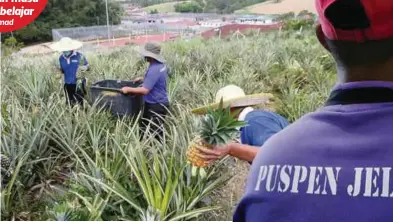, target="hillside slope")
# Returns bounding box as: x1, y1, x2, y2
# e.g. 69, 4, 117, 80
237, 0, 316, 14
143, 1, 184, 13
